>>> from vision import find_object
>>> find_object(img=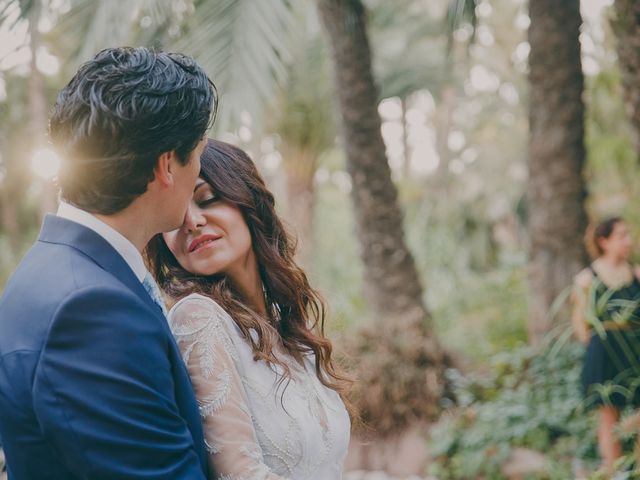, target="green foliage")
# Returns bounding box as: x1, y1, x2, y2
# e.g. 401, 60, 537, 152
310, 153, 368, 334
428, 341, 598, 479
585, 68, 640, 221
401, 178, 529, 358
433, 265, 529, 359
